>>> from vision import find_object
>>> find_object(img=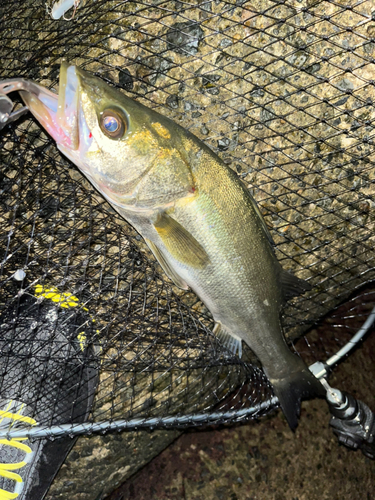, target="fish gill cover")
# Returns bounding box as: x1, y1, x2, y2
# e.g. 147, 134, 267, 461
0, 0, 374, 437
